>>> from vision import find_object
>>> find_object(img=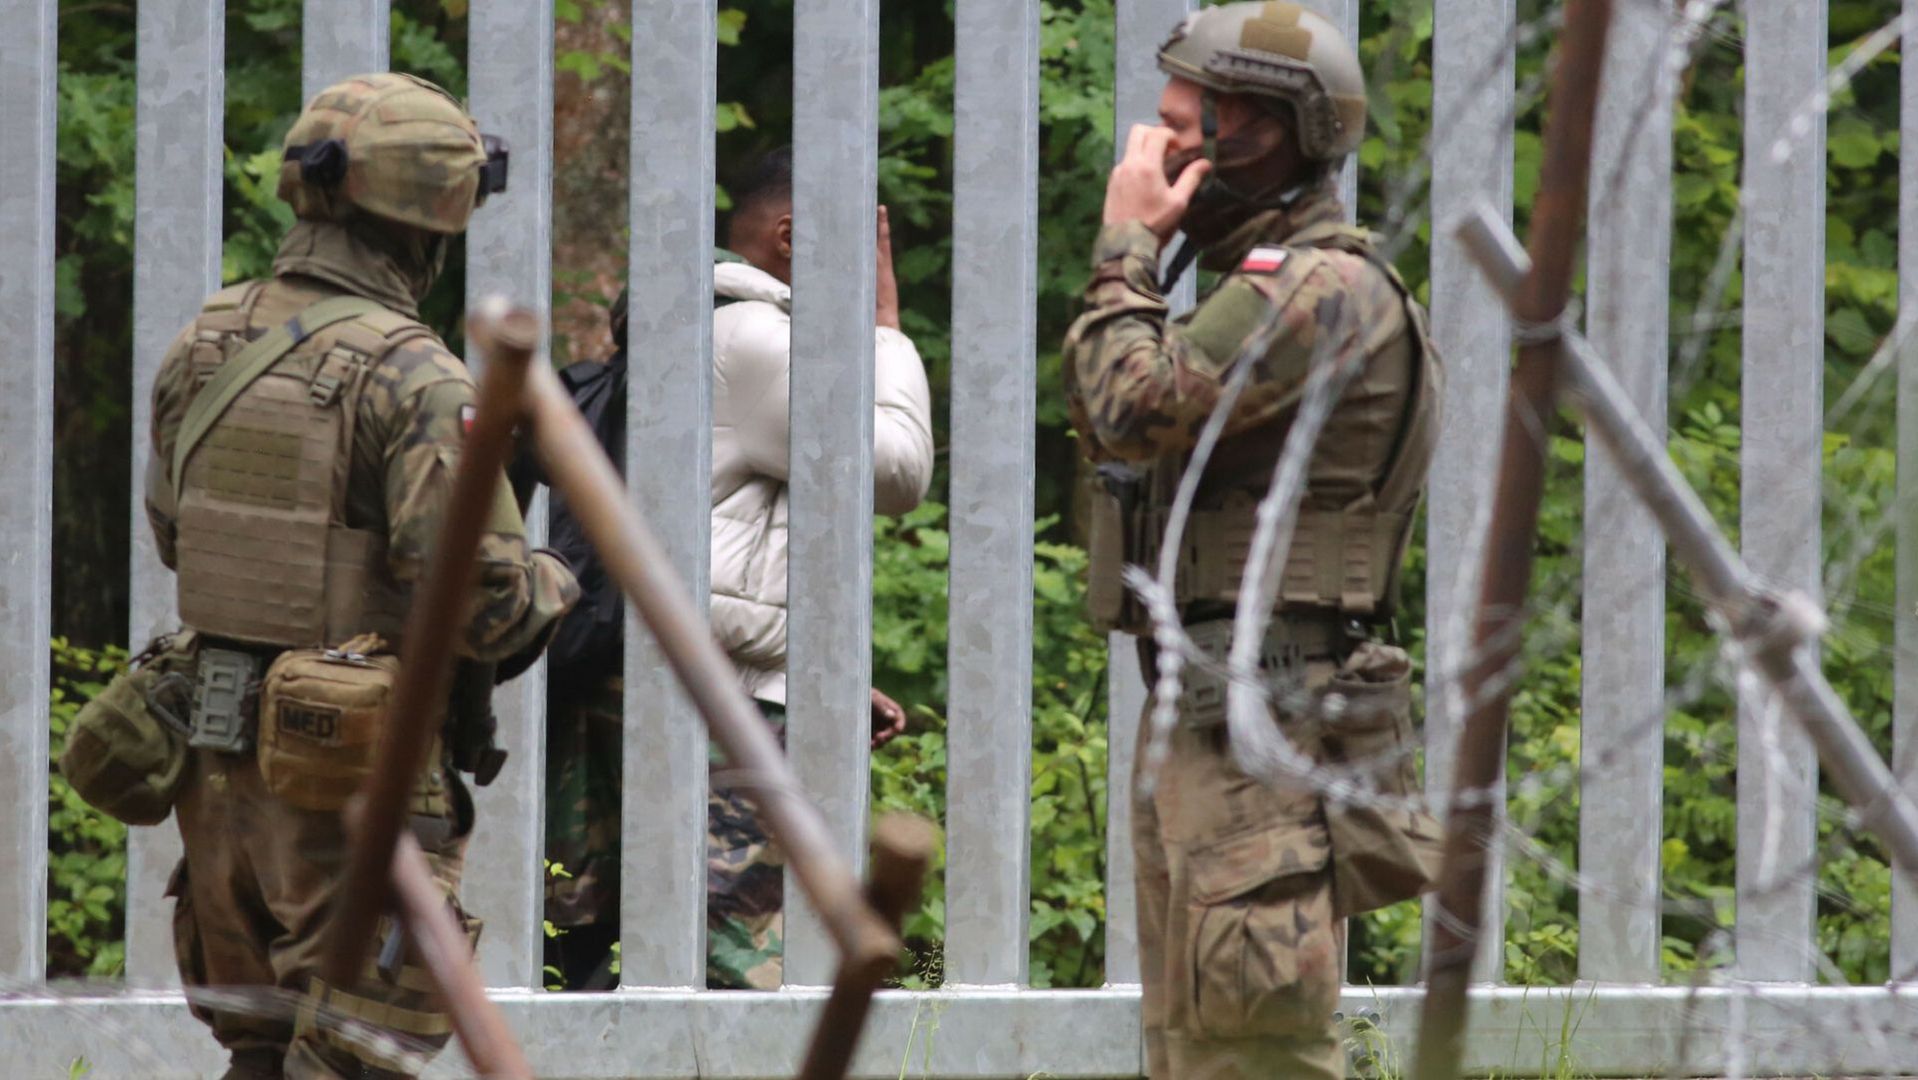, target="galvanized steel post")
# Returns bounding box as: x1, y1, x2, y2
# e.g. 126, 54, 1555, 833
1419, 2, 1616, 1074
1425, 0, 1516, 986
1578, 0, 1673, 984
622, 0, 716, 989
128, 0, 225, 984
1899, 0, 1918, 982
0, 0, 55, 985
1737, 0, 1825, 984
1318, 0, 1358, 218
944, 0, 1040, 988
301, 0, 390, 101
1105, 0, 1193, 992
464, 0, 555, 988
786, 0, 882, 987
